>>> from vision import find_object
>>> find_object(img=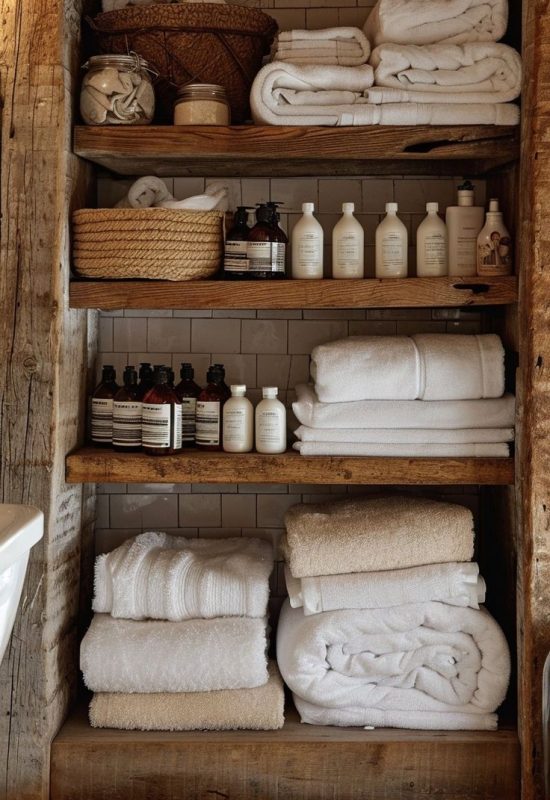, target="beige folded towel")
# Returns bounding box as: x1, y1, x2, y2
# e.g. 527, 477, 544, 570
282, 495, 474, 578
89, 662, 285, 731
